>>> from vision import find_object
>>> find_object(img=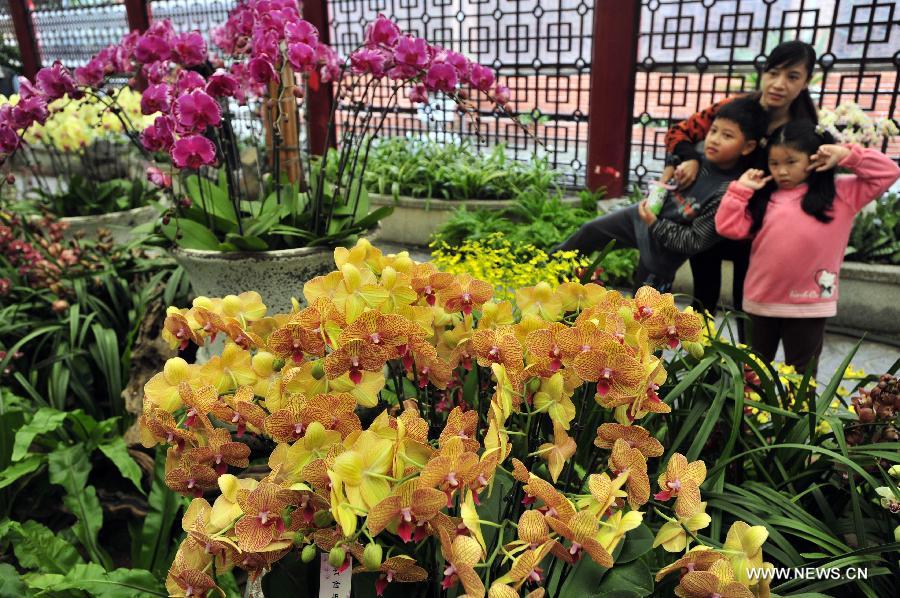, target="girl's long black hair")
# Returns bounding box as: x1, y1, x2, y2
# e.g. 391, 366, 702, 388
747, 121, 837, 233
